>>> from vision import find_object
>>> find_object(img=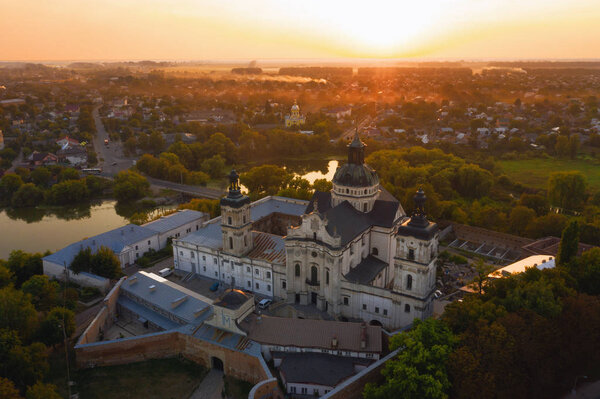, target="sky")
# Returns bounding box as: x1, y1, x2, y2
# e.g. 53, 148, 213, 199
1, 0, 600, 61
